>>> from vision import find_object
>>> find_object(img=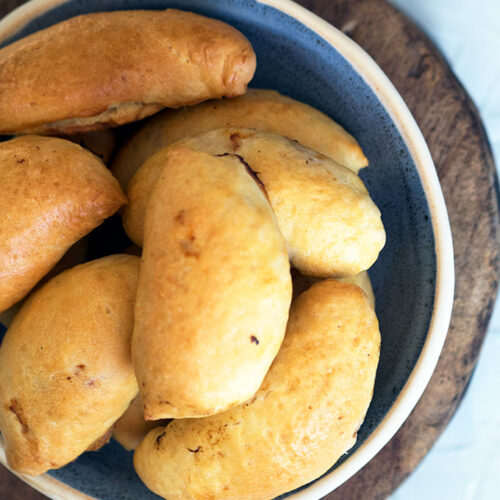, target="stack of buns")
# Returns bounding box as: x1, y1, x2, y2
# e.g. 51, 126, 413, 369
0, 9, 384, 500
